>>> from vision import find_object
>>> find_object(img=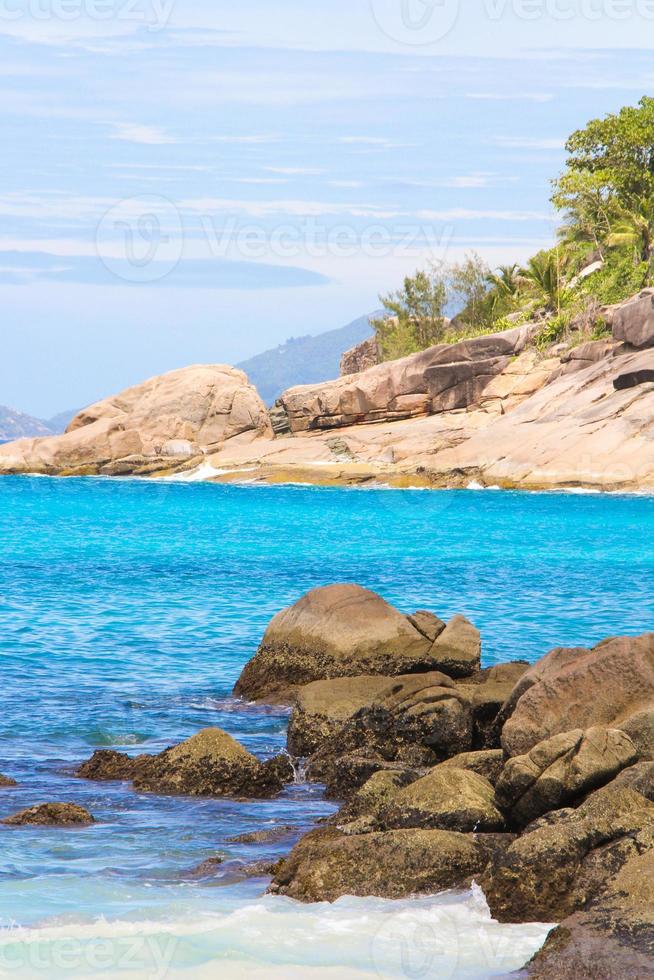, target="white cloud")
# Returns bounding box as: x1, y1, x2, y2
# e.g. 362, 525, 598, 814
466, 92, 553, 103
111, 123, 178, 145
265, 167, 326, 176
417, 208, 553, 222
494, 136, 565, 150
